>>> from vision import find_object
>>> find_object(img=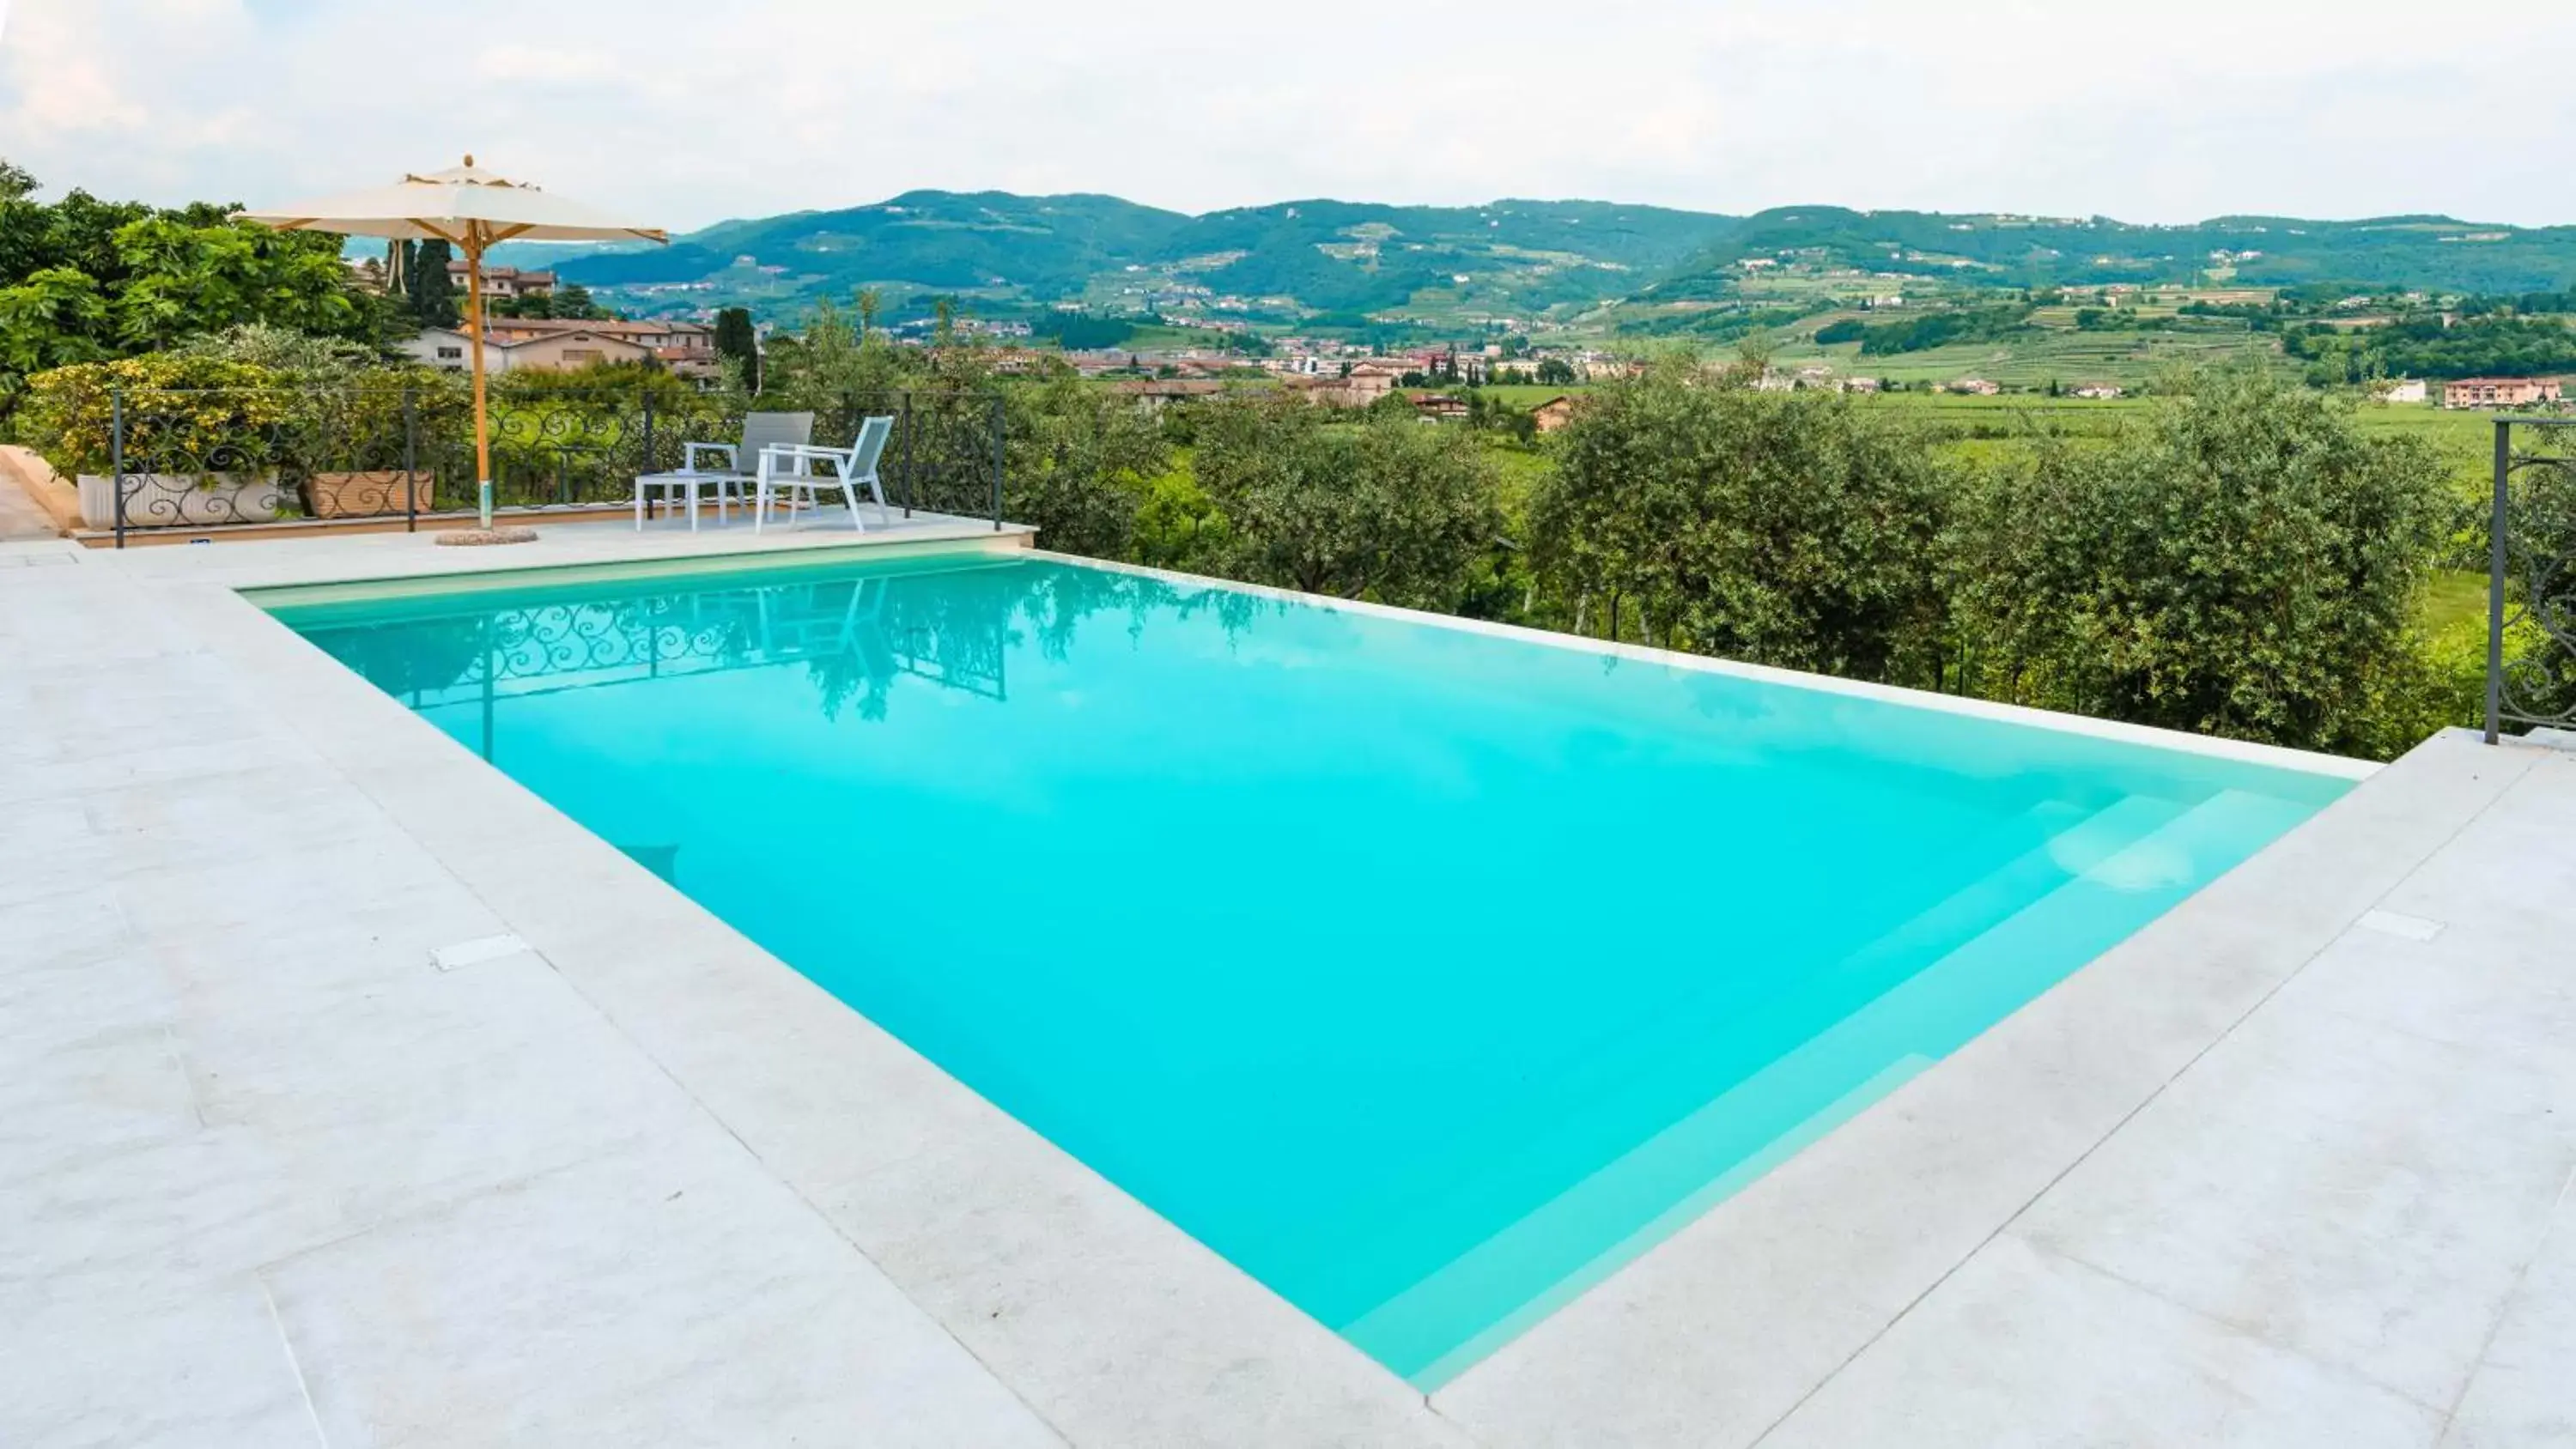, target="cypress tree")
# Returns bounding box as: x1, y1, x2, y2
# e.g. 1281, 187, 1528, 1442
411, 238, 460, 329
714, 306, 760, 391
